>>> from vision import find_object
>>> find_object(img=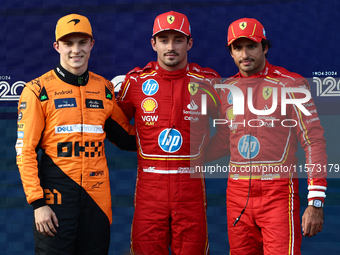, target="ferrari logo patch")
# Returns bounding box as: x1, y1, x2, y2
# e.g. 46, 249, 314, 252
239, 22, 247, 30
262, 87, 272, 100
167, 15, 175, 24
188, 82, 199, 95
